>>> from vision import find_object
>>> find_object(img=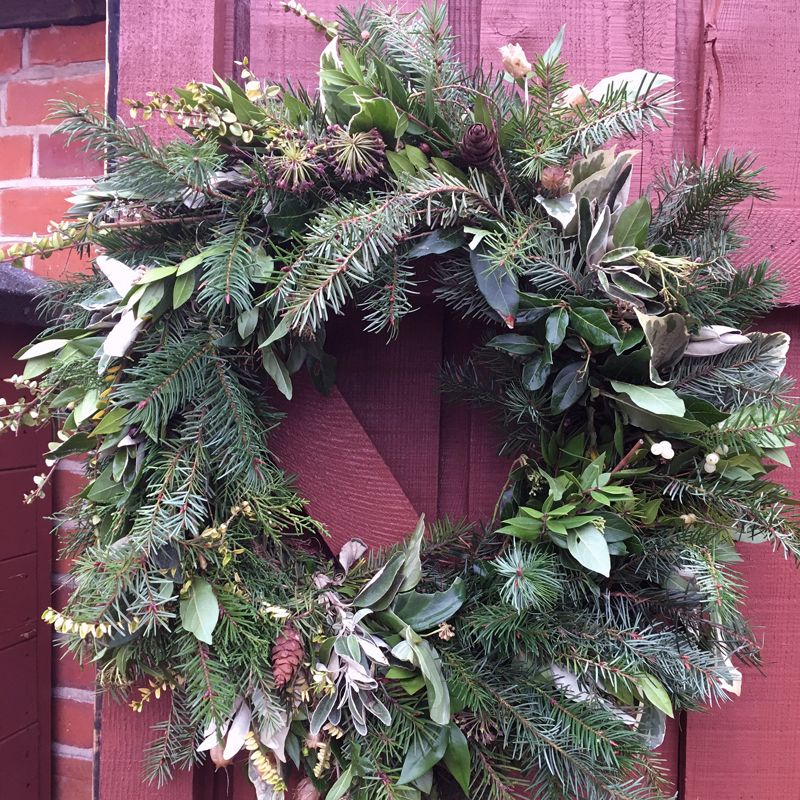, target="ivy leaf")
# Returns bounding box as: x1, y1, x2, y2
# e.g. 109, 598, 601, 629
567, 523, 611, 576
180, 578, 219, 645
443, 723, 471, 794
550, 361, 589, 412
470, 248, 518, 328
569, 307, 620, 347
609, 380, 686, 417
545, 308, 569, 349
613, 197, 652, 248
